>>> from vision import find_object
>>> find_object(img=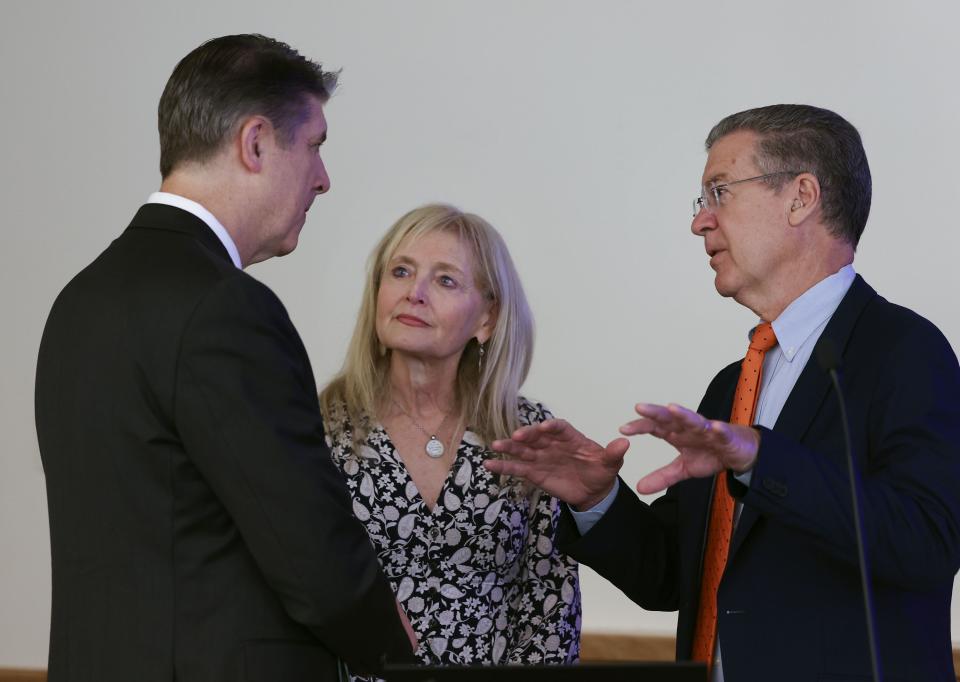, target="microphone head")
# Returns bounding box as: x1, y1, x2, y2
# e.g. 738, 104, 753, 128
816, 338, 842, 372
